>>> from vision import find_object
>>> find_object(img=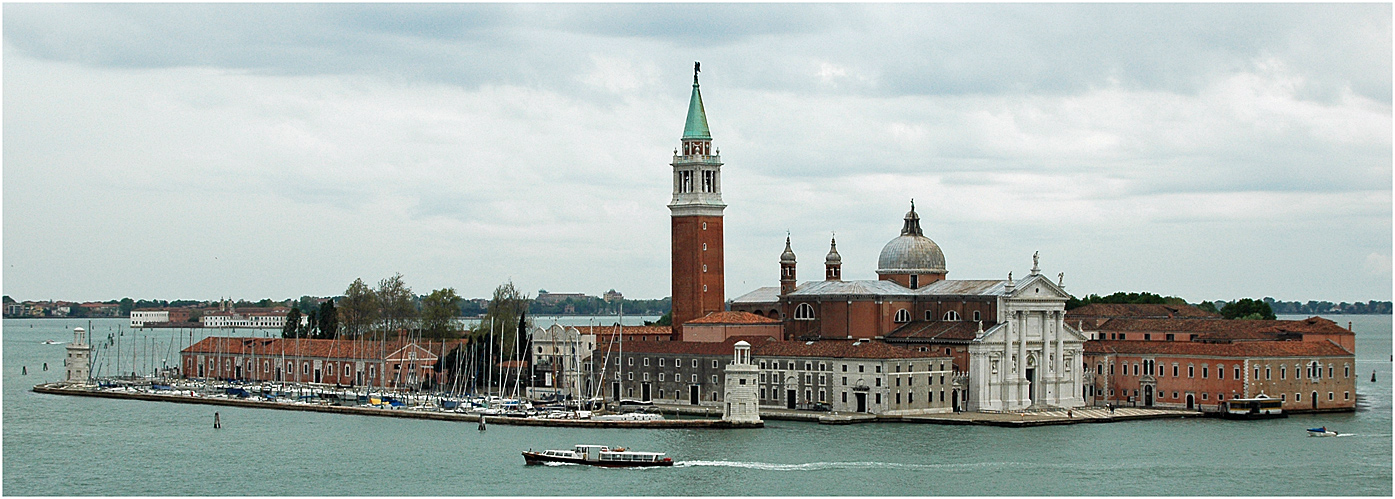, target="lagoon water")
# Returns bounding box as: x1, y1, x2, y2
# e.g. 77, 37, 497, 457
4, 315, 1390, 496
